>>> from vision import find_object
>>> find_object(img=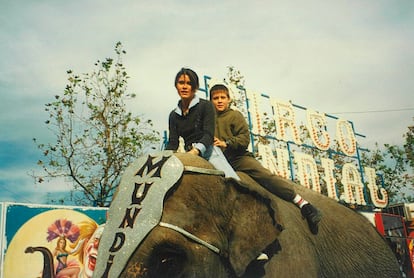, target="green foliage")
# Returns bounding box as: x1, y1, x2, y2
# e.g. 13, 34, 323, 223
33, 42, 159, 207
404, 126, 414, 169
222, 66, 247, 116
361, 125, 414, 203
